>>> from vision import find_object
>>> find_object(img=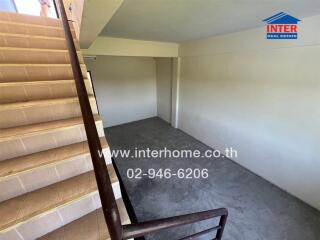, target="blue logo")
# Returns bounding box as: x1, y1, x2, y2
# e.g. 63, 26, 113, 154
263, 12, 301, 39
